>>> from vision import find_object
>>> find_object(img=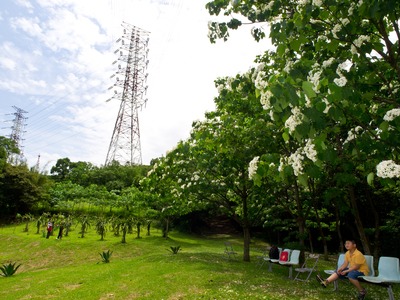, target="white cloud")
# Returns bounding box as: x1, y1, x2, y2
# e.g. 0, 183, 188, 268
14, 0, 33, 8
0, 57, 16, 70
0, 0, 274, 171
